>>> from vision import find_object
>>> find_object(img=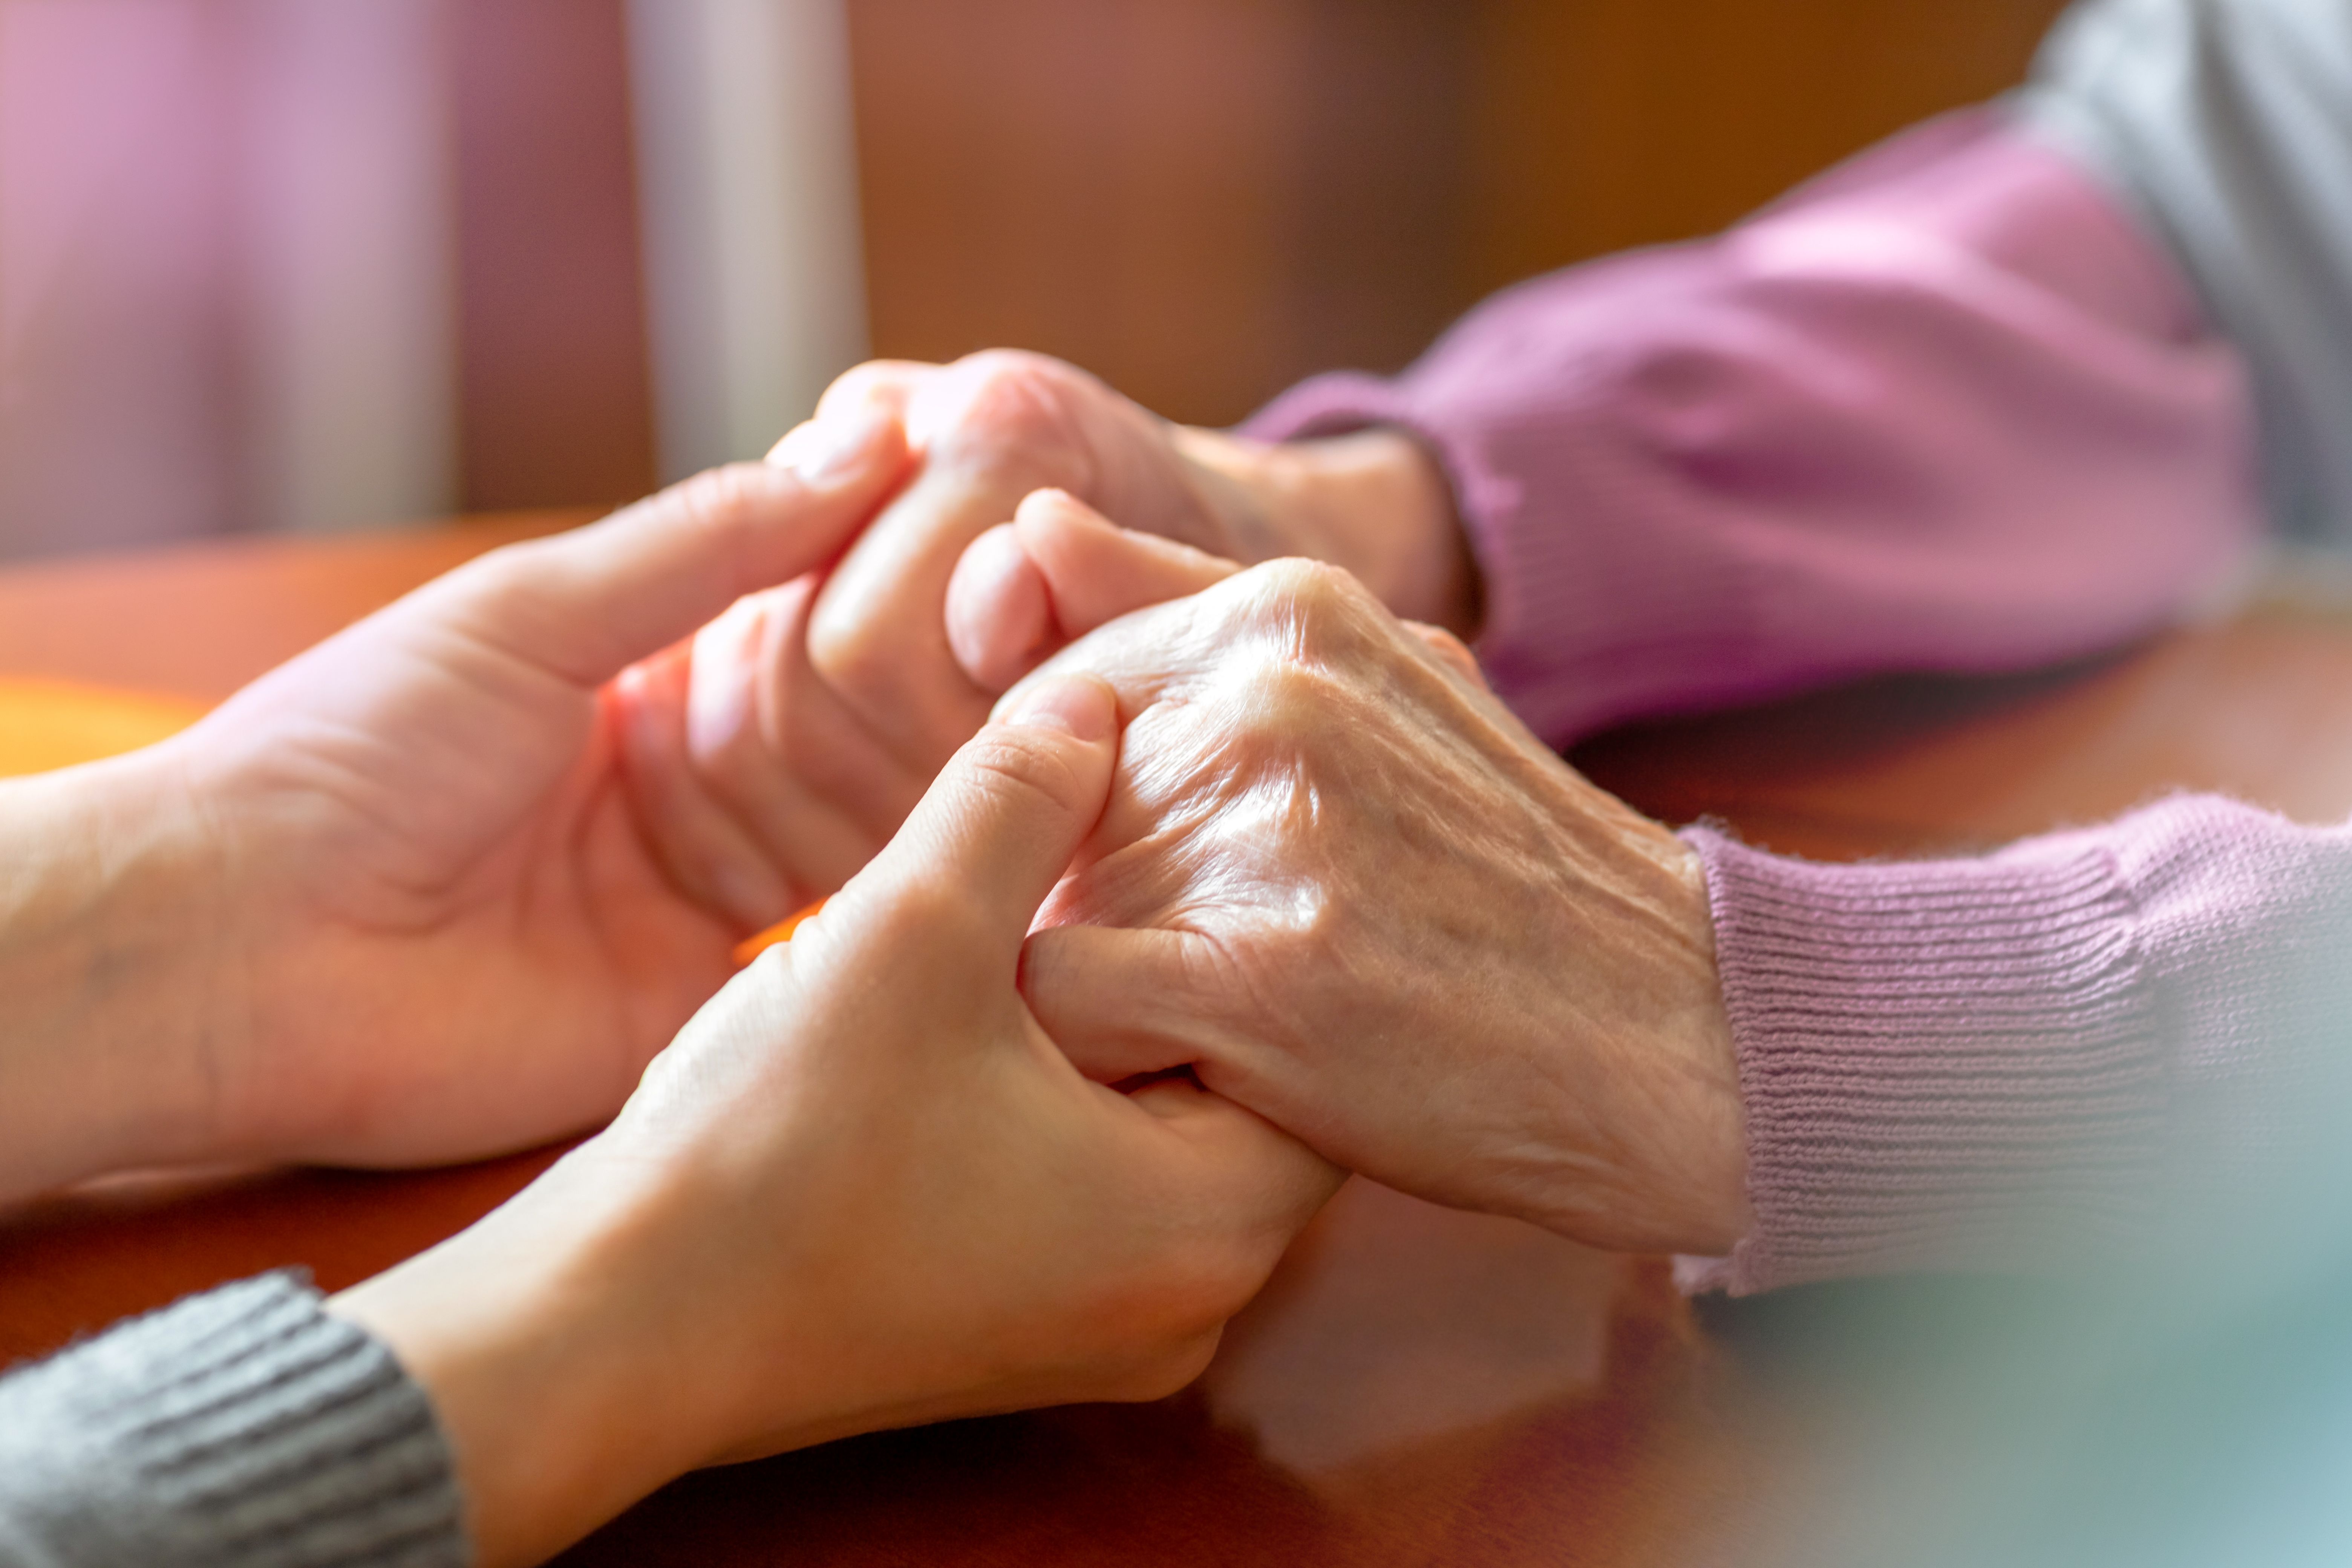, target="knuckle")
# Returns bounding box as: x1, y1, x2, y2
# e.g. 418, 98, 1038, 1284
1220, 558, 1380, 662
929, 351, 1096, 470
1416, 623, 1475, 667
1250, 555, 1361, 612
956, 729, 1093, 819
1231, 657, 1345, 736
954, 347, 1075, 401
817, 358, 927, 413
